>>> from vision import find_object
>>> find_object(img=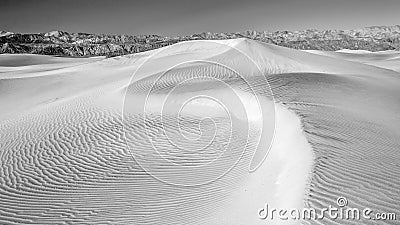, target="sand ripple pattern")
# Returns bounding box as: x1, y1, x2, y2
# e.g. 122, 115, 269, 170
0, 92, 262, 224
268, 72, 400, 224
0, 40, 276, 224
123, 41, 275, 186
1, 39, 399, 224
